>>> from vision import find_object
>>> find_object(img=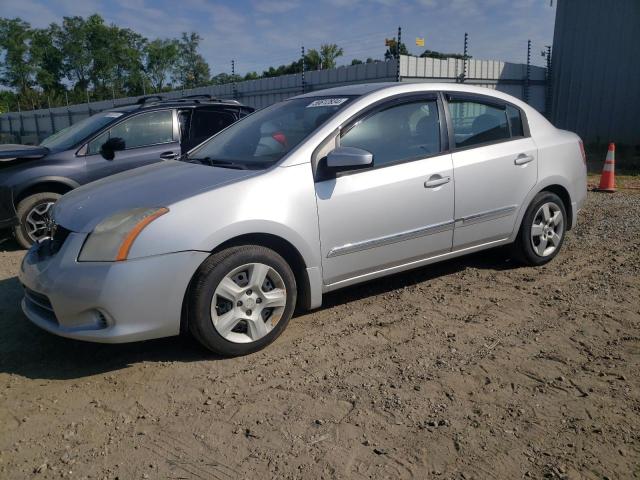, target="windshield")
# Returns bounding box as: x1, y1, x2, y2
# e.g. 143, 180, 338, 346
188, 96, 356, 166
40, 111, 124, 151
